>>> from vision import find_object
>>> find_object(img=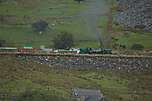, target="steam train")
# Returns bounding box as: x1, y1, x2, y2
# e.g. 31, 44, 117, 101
0, 47, 112, 54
